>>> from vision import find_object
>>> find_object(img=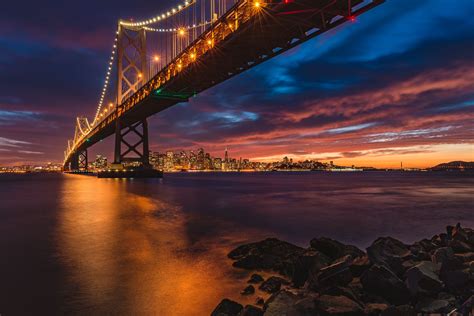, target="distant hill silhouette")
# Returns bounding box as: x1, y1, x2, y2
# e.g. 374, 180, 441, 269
430, 161, 474, 171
